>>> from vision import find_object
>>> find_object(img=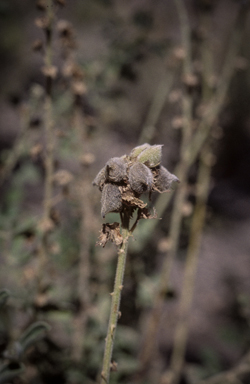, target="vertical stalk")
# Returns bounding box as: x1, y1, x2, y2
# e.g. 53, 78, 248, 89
166, 149, 212, 384
43, 0, 54, 221
100, 225, 130, 384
